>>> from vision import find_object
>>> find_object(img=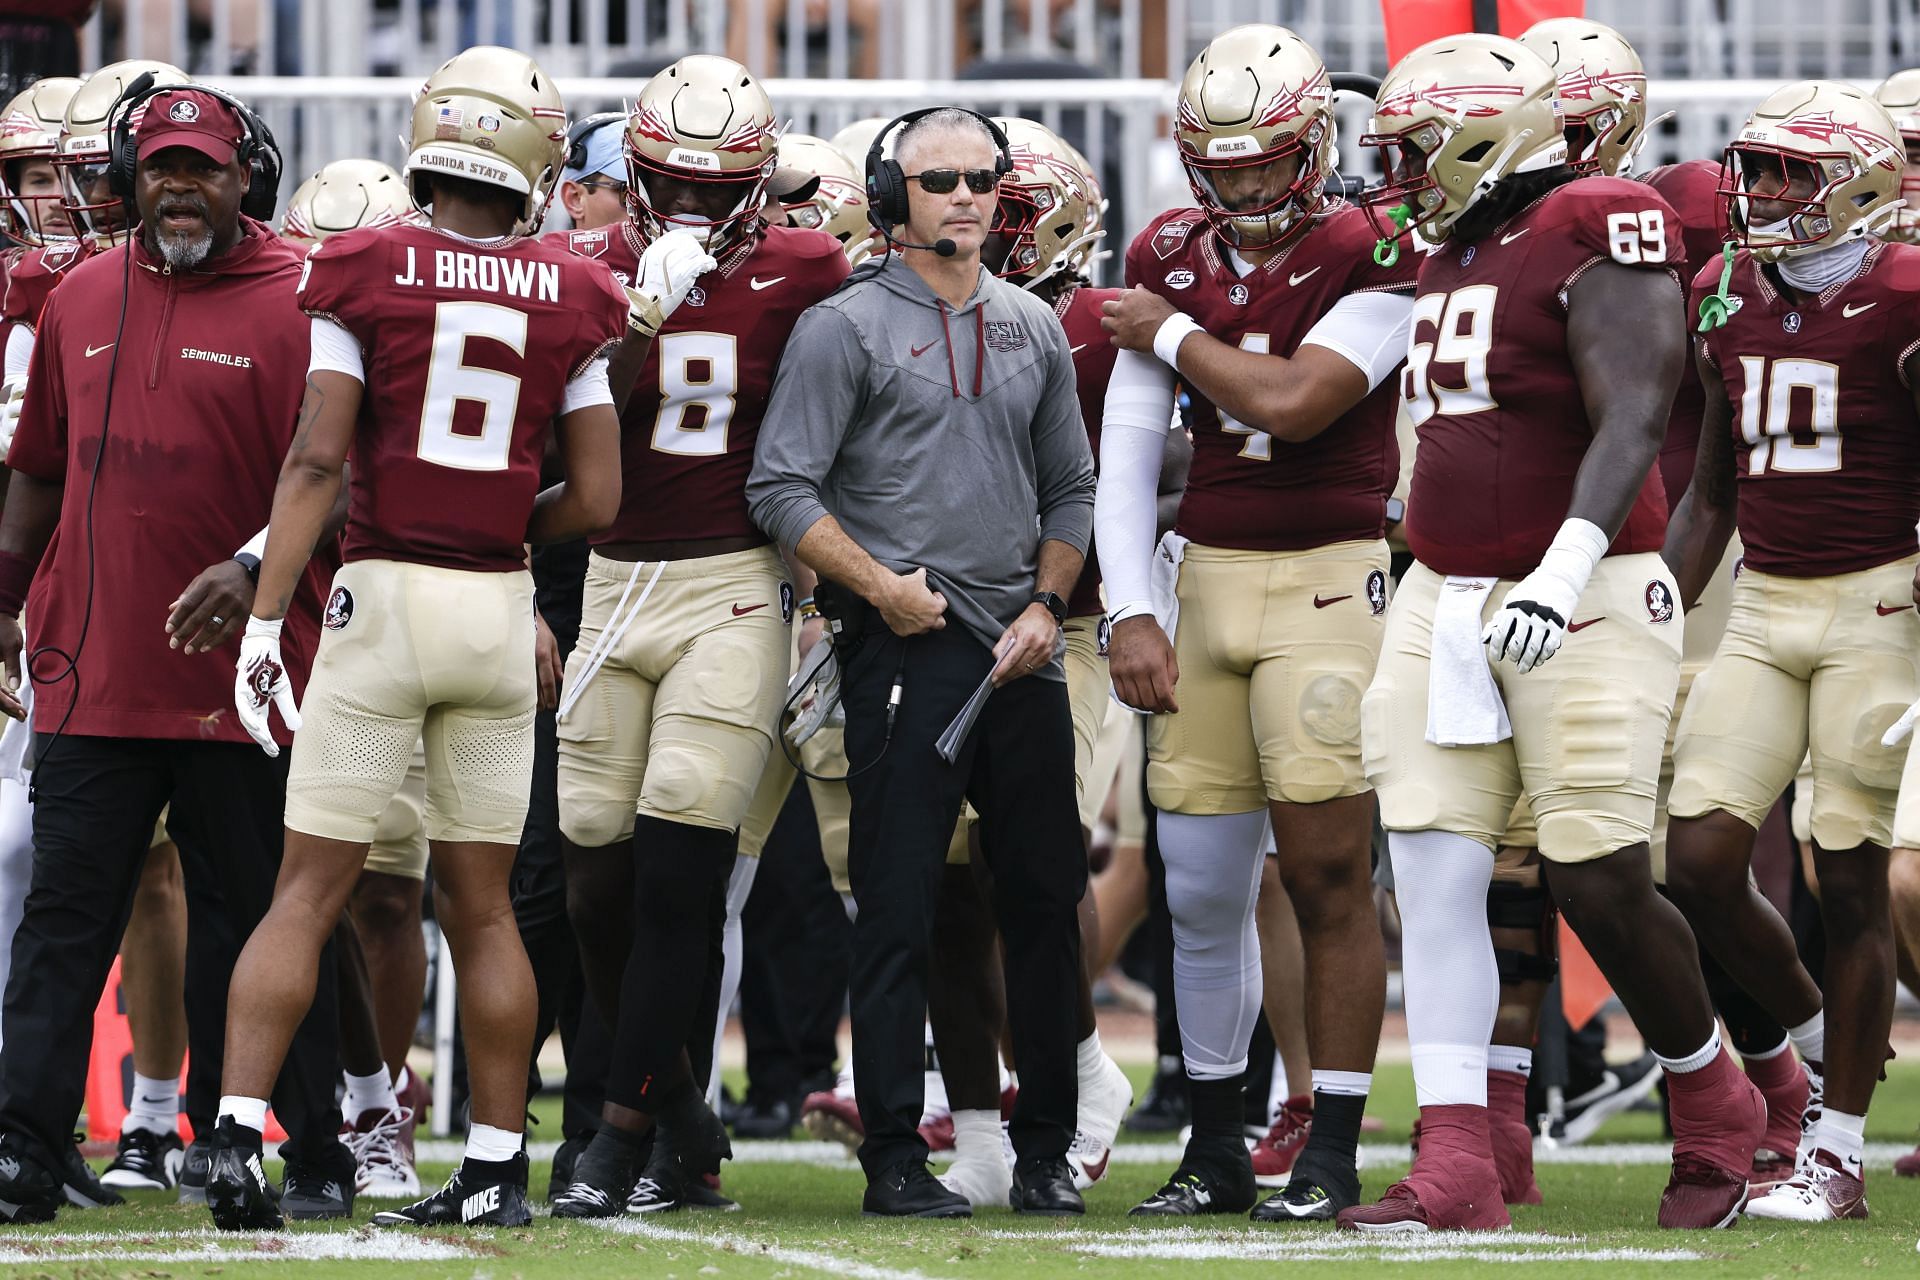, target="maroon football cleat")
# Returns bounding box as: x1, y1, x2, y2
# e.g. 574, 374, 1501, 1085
1741, 1048, 1808, 1185
1659, 1048, 1765, 1229
1487, 1070, 1541, 1206
1336, 1104, 1509, 1233
1250, 1095, 1314, 1187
